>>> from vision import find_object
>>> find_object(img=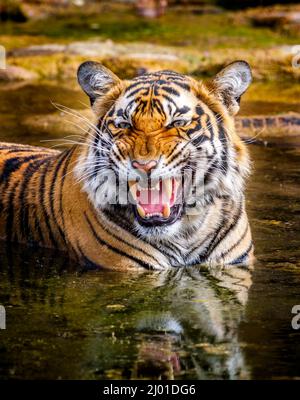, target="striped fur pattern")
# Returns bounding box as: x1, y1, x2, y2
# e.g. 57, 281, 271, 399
0, 61, 254, 270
